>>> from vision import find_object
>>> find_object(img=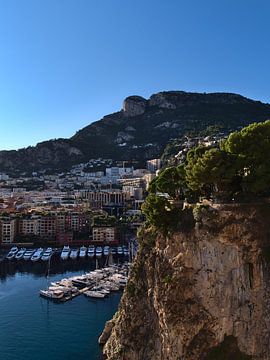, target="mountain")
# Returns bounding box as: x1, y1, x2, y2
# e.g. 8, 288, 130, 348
1, 90, 270, 173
